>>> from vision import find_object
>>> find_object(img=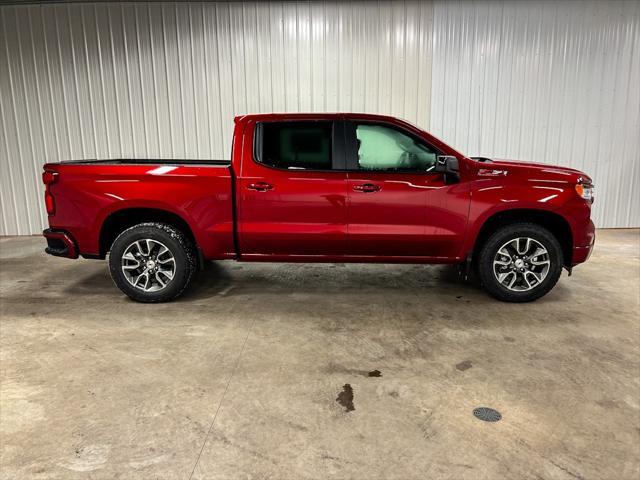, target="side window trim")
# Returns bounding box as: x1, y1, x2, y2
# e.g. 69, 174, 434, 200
253, 120, 345, 172
344, 121, 359, 171
253, 122, 264, 165
343, 120, 442, 173
332, 121, 347, 170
